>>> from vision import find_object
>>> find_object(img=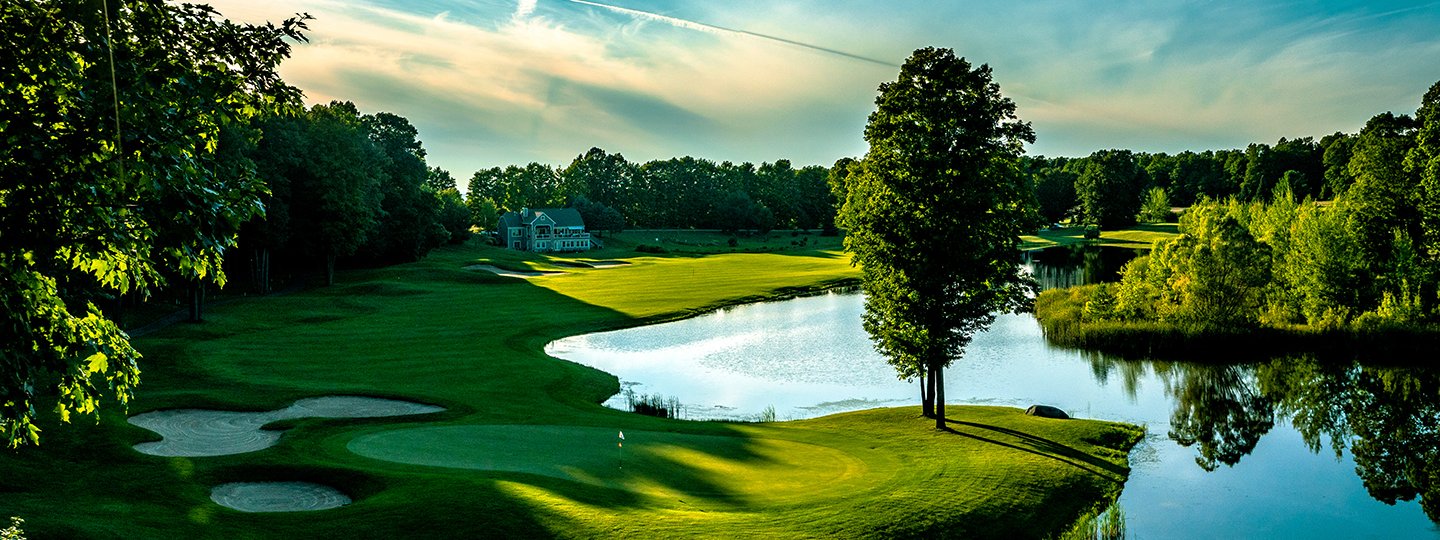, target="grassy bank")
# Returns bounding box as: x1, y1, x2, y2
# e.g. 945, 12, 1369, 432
1020, 223, 1179, 251
1034, 284, 1440, 360
2, 242, 1140, 538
